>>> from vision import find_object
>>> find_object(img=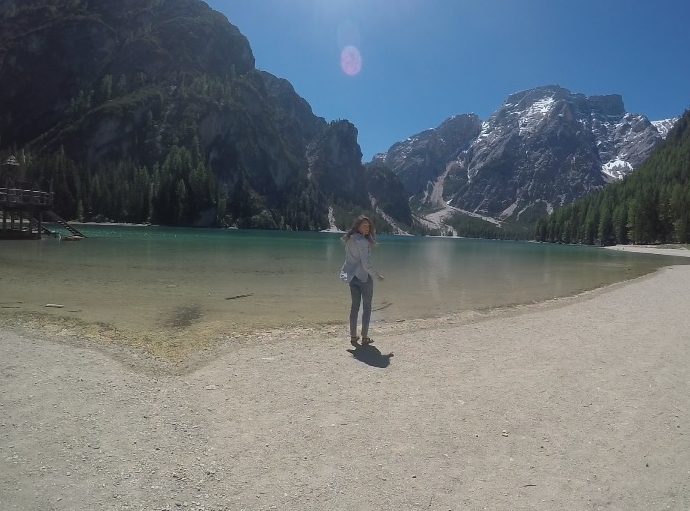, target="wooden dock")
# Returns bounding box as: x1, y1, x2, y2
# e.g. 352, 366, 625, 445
0, 188, 87, 240
0, 187, 85, 240
0, 187, 54, 239
1, 155, 86, 240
